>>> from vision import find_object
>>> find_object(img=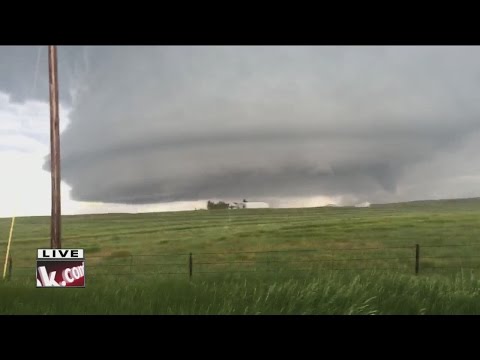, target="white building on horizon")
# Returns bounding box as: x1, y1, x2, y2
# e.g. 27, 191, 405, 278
230, 199, 269, 209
